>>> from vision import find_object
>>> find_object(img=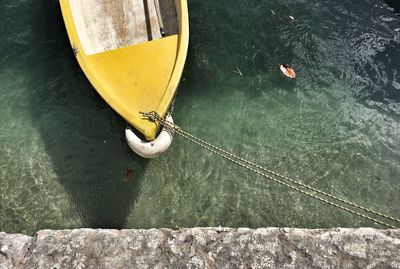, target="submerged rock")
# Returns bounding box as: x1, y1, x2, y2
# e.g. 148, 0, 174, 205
1, 228, 399, 268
